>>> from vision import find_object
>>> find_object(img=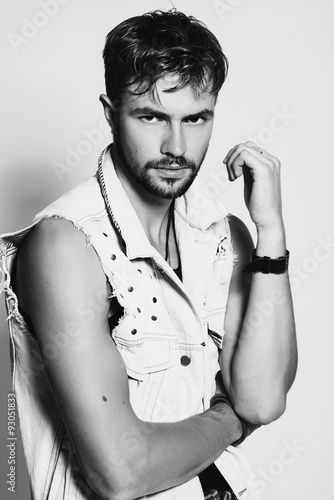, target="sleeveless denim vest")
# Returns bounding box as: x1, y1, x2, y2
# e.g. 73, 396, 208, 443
0, 146, 257, 499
